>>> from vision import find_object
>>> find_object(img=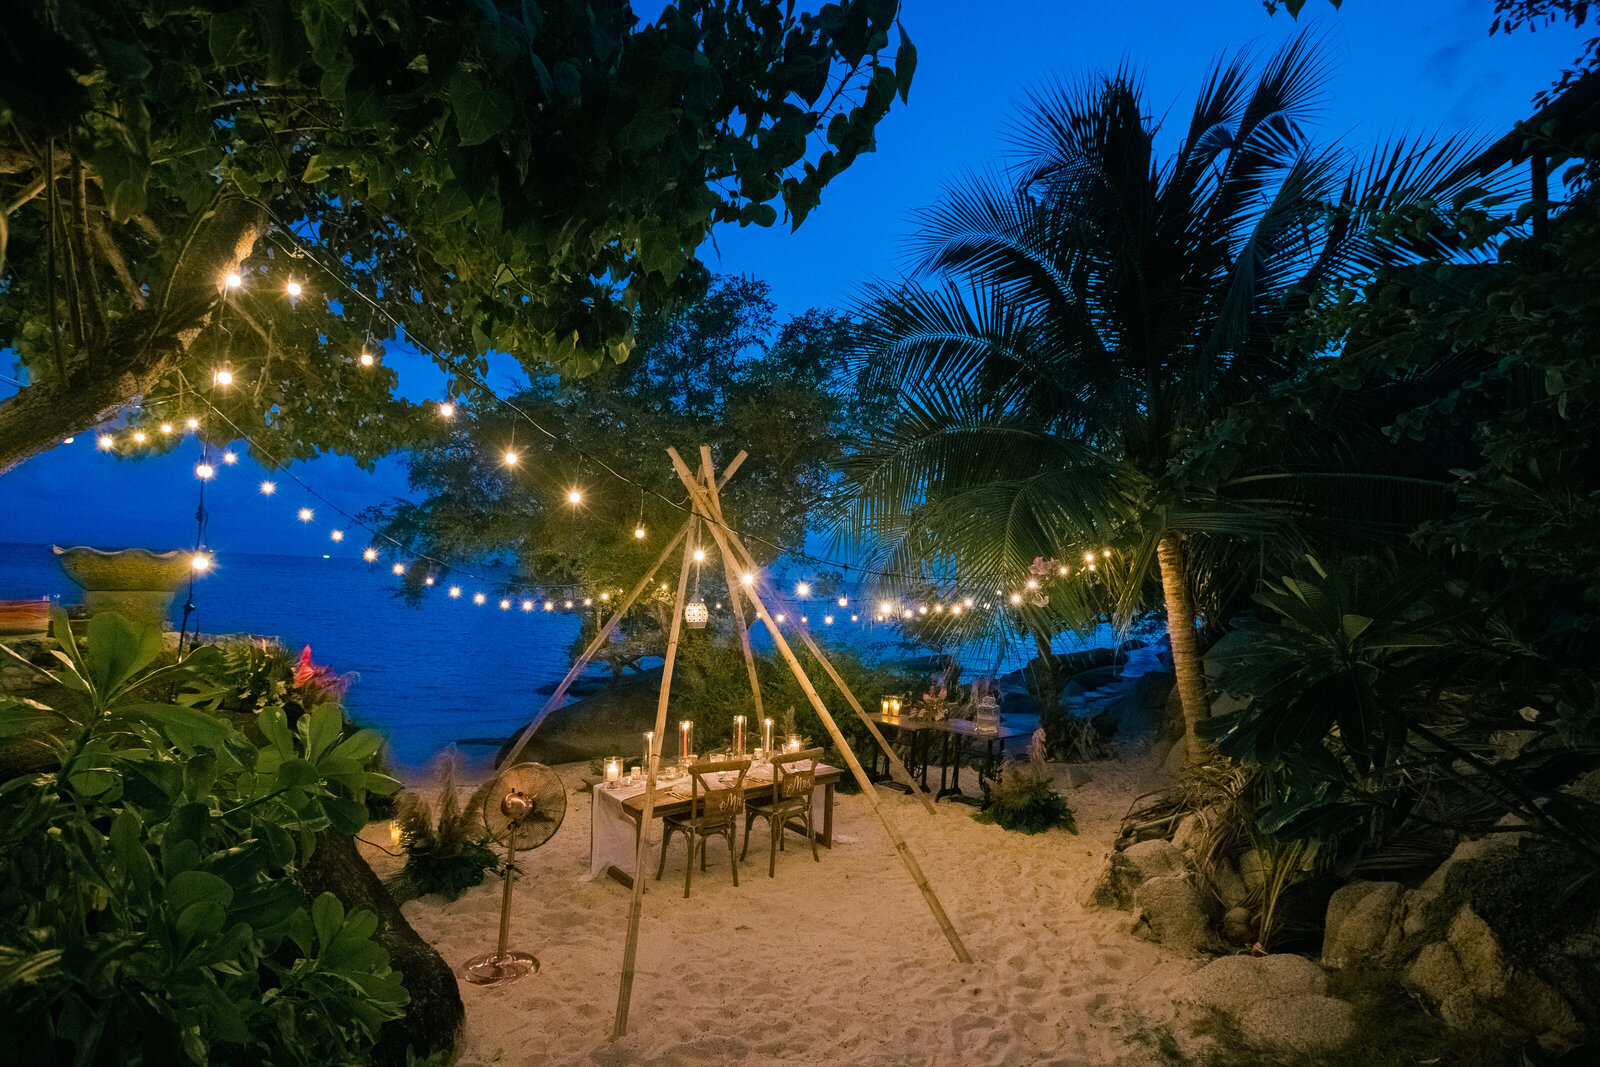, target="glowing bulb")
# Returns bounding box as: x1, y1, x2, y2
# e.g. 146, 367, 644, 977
1011, 593, 1023, 604
1102, 549, 1111, 558
824, 615, 834, 625
62, 436, 75, 444
583, 597, 593, 606
880, 602, 894, 614
565, 600, 574, 609
159, 423, 172, 434
775, 613, 786, 623
330, 530, 344, 542
392, 563, 406, 575
97, 434, 115, 450
503, 450, 519, 466
1085, 552, 1095, 564
693, 549, 705, 562
222, 450, 237, 464
964, 598, 974, 608
850, 614, 858, 621
285, 280, 302, 298
601, 592, 610, 601
260, 481, 277, 495
800, 615, 808, 623
132, 431, 147, 443
213, 369, 233, 386
298, 507, 313, 522
474, 592, 487, 605
521, 600, 534, 611
543, 600, 554, 611
918, 605, 928, 615
1026, 579, 1038, 589
838, 596, 848, 607
186, 417, 200, 430
191, 554, 211, 572
952, 605, 962, 615
424, 575, 435, 586
1088, 562, 1097, 571
795, 582, 810, 597
902, 609, 912, 618
741, 573, 754, 585
363, 548, 378, 562
499, 598, 511, 610
438, 401, 455, 418
567, 489, 582, 504
223, 272, 242, 289
449, 586, 461, 598
195, 463, 215, 480
359, 351, 374, 367
1059, 566, 1069, 576
634, 527, 646, 539
933, 604, 943, 612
